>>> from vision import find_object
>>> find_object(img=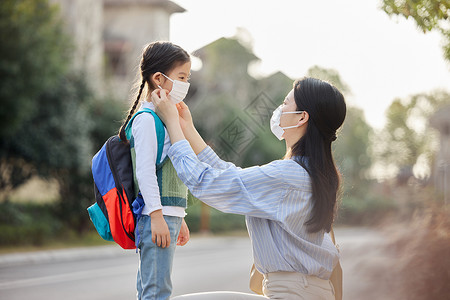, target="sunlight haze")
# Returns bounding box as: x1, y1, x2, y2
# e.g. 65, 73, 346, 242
170, 0, 450, 129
